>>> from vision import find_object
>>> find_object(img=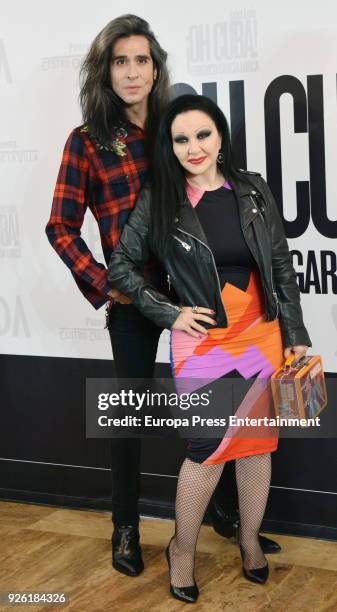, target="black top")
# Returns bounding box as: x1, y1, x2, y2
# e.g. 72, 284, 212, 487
195, 186, 256, 291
